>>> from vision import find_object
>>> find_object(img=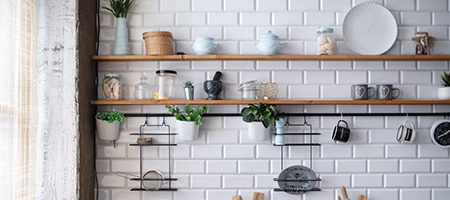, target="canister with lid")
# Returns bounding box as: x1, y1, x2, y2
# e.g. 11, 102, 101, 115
154, 70, 177, 100
134, 74, 153, 100
316, 27, 335, 55
103, 73, 122, 100
238, 80, 257, 100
